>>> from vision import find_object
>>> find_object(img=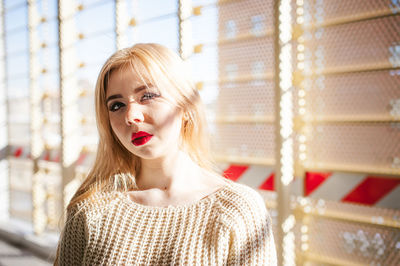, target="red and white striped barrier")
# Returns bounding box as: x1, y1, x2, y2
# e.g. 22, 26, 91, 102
222, 164, 275, 191
305, 172, 400, 209
9, 149, 400, 209
222, 164, 400, 209
9, 145, 92, 166
10, 146, 30, 159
